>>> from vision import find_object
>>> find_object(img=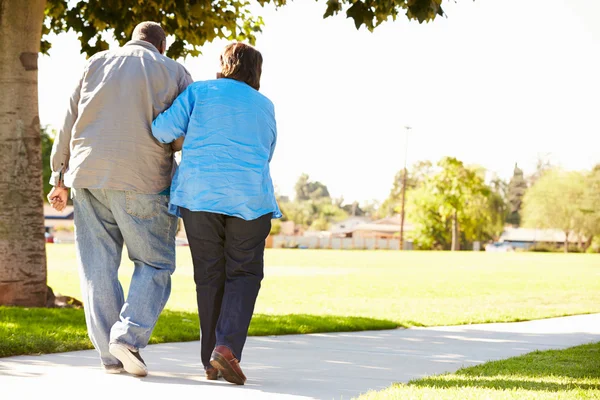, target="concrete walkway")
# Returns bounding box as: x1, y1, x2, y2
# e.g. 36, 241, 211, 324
2, 314, 600, 400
